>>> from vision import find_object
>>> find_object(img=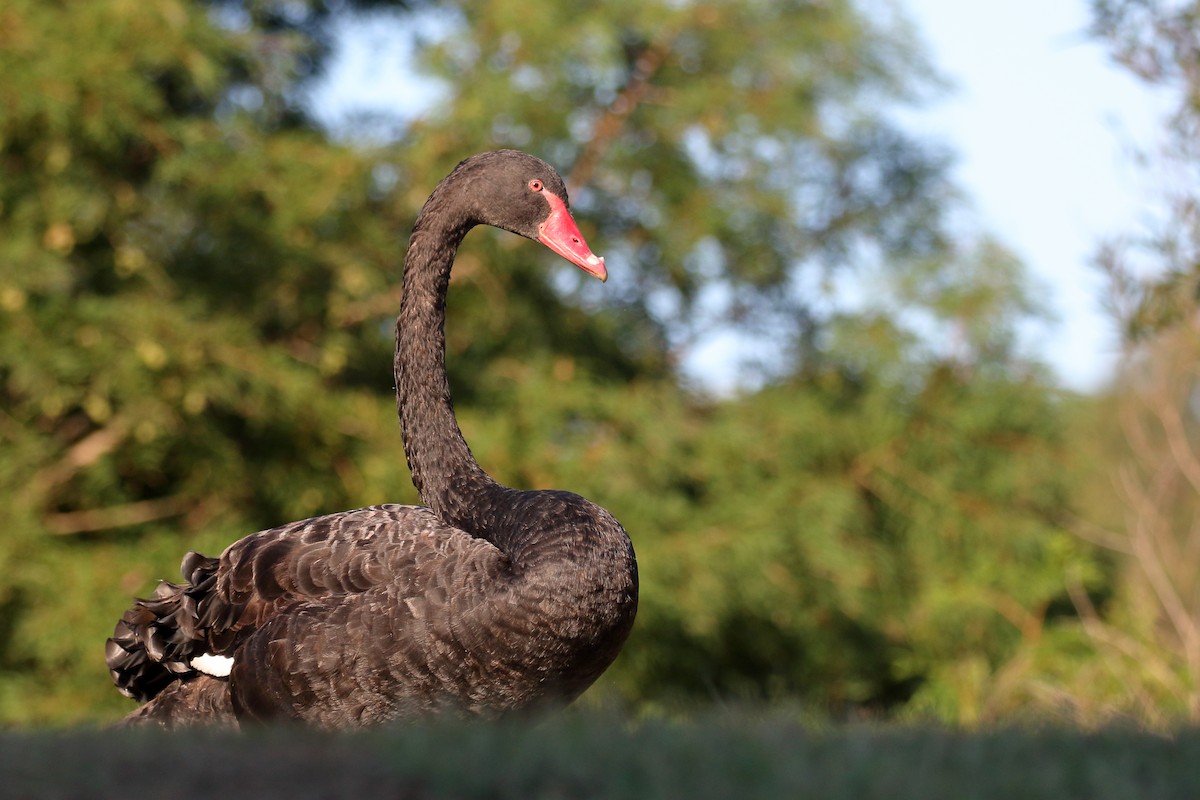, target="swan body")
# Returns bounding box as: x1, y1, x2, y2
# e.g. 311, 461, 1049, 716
105, 151, 638, 728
